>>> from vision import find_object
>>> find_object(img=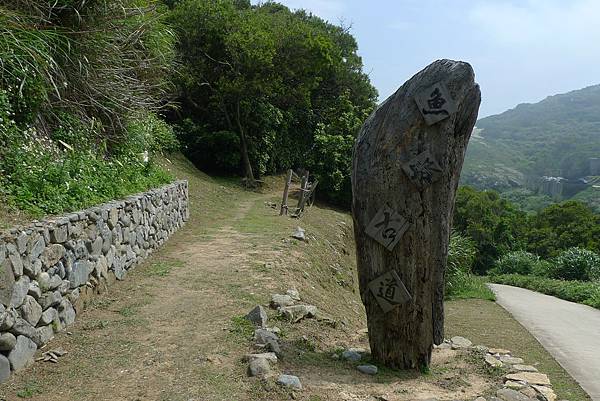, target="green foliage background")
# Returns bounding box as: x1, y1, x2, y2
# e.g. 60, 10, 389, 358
166, 0, 377, 206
